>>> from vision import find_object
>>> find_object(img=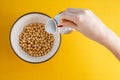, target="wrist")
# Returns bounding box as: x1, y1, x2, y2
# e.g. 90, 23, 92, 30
94, 28, 113, 44
100, 30, 119, 46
